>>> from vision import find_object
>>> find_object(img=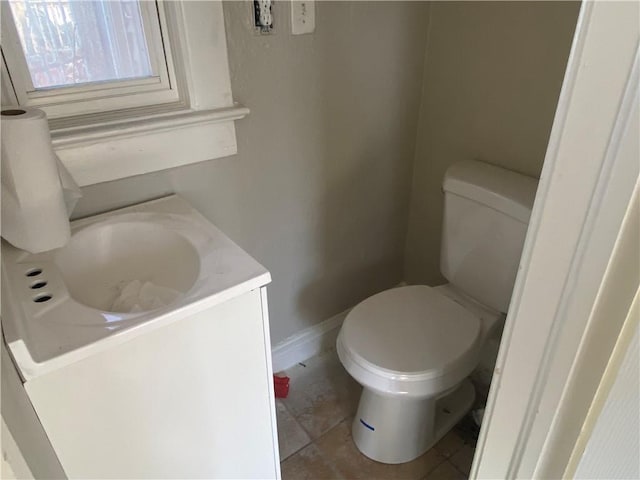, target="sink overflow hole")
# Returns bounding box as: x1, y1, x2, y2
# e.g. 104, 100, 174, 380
30, 281, 47, 289
26, 268, 43, 277
33, 294, 52, 303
